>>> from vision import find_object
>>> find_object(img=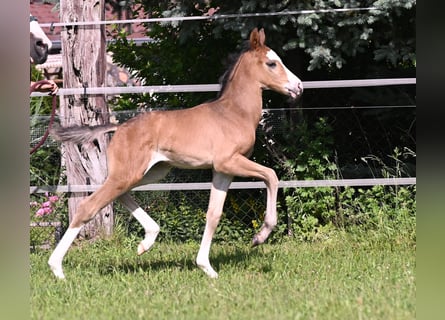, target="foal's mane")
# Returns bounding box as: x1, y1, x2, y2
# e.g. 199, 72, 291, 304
216, 42, 250, 98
